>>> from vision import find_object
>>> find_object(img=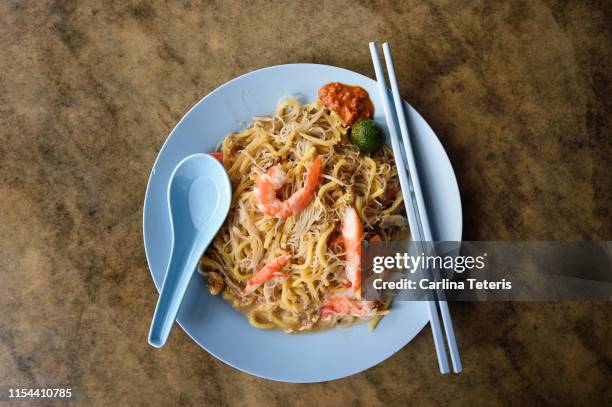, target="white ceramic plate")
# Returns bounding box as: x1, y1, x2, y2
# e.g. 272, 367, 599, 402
143, 64, 462, 382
